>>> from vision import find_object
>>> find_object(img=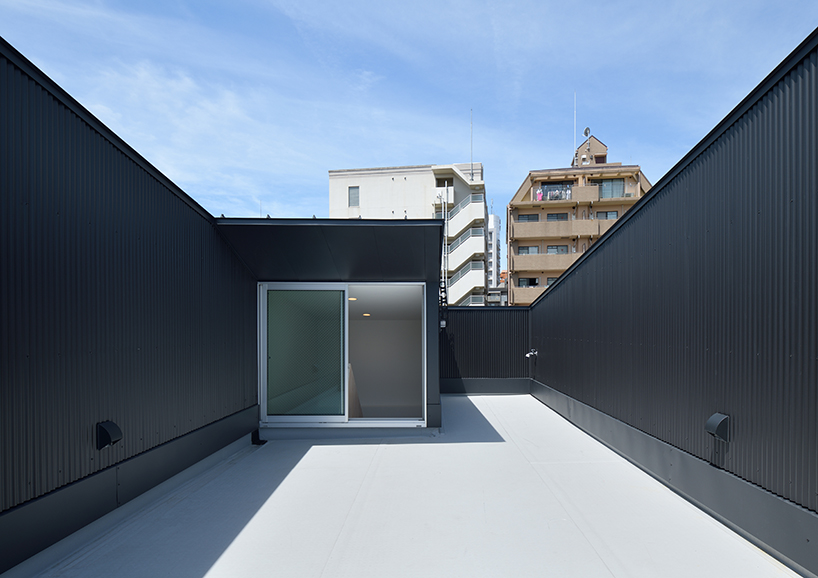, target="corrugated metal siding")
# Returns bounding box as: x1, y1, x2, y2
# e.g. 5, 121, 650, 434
1, 44, 257, 513
530, 42, 818, 513
441, 307, 529, 378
